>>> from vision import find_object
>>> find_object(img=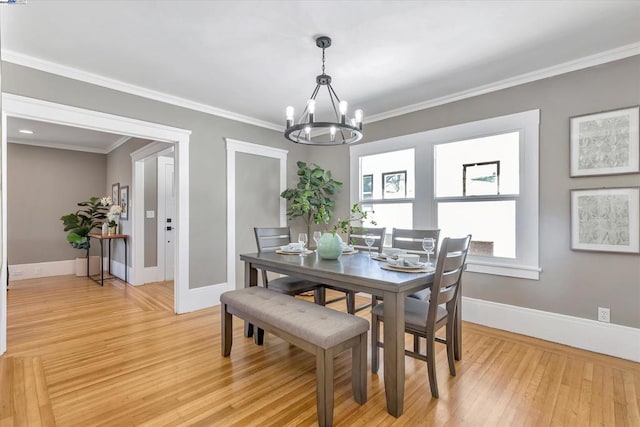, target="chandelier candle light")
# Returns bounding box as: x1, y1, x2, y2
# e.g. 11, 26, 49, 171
284, 36, 363, 145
